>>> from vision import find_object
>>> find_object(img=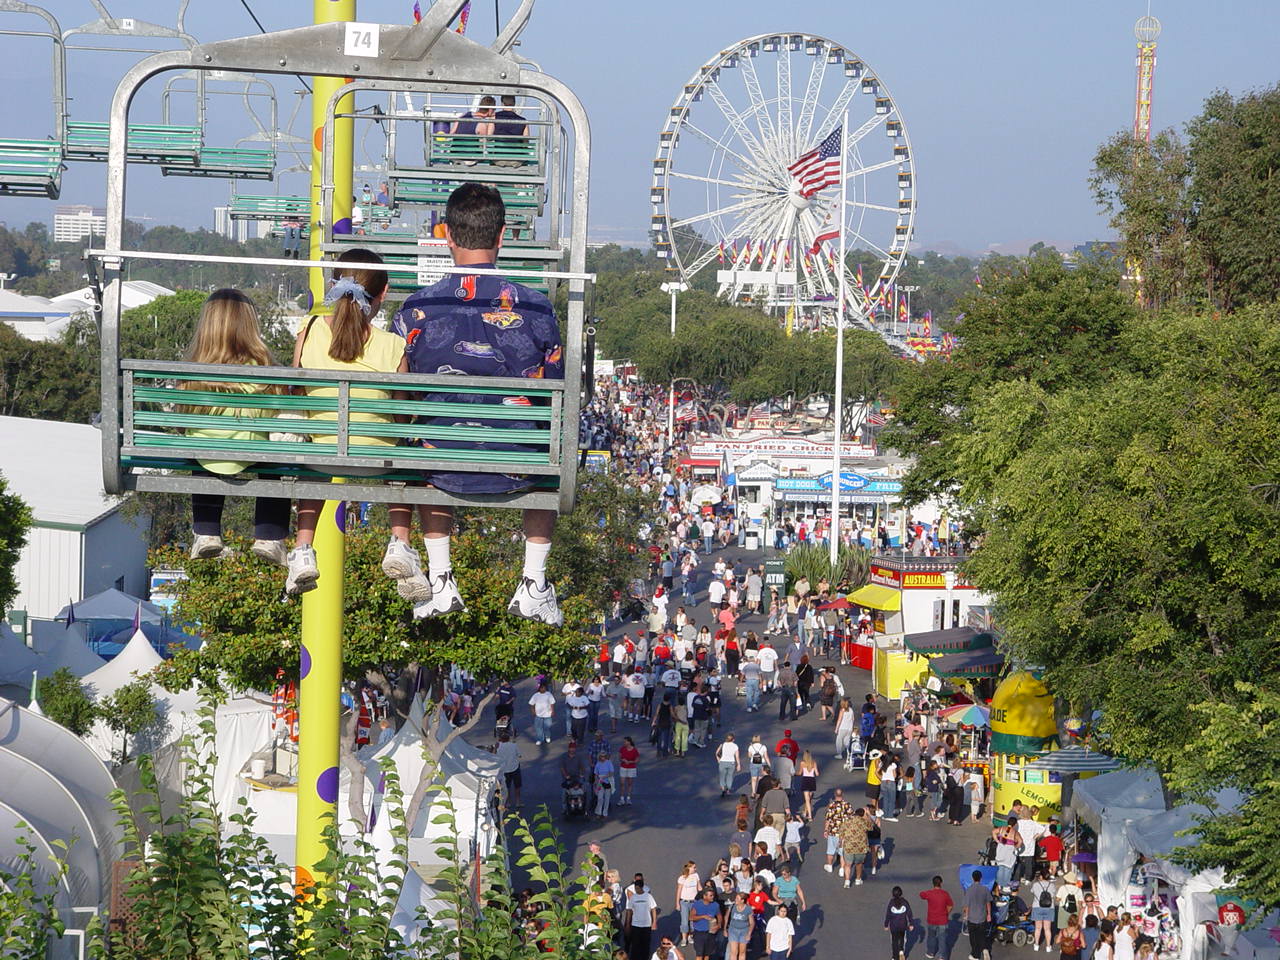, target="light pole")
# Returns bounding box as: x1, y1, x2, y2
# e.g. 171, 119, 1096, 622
830, 111, 849, 569
659, 280, 688, 450
900, 285, 919, 335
